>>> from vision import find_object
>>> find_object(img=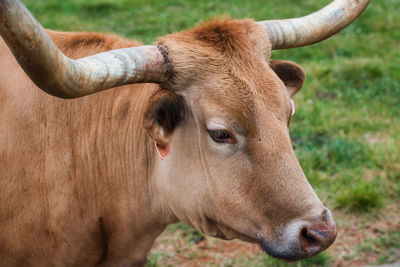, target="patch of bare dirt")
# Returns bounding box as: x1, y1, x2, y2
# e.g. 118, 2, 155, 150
329, 204, 400, 266
152, 236, 263, 266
